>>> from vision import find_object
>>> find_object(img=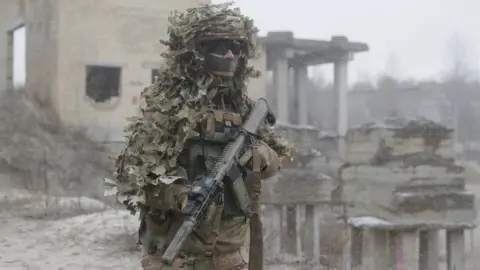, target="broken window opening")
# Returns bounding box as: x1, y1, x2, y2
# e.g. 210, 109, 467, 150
8, 25, 26, 89
85, 65, 121, 103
